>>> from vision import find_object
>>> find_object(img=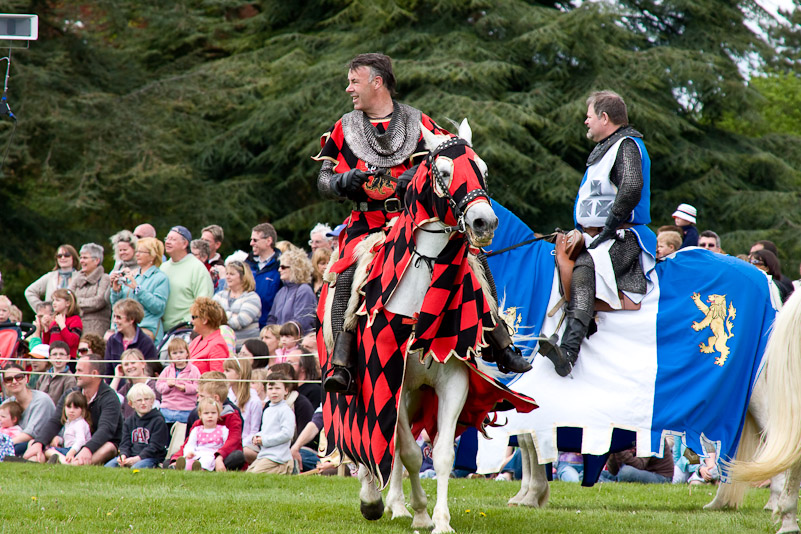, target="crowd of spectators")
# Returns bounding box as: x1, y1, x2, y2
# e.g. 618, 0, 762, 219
0, 221, 336, 474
